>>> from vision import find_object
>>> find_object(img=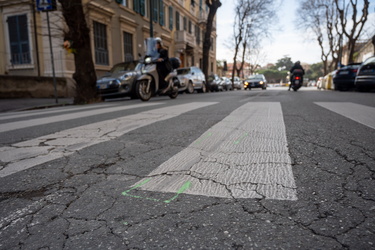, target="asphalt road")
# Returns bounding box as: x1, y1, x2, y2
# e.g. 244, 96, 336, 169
0, 87, 374, 249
